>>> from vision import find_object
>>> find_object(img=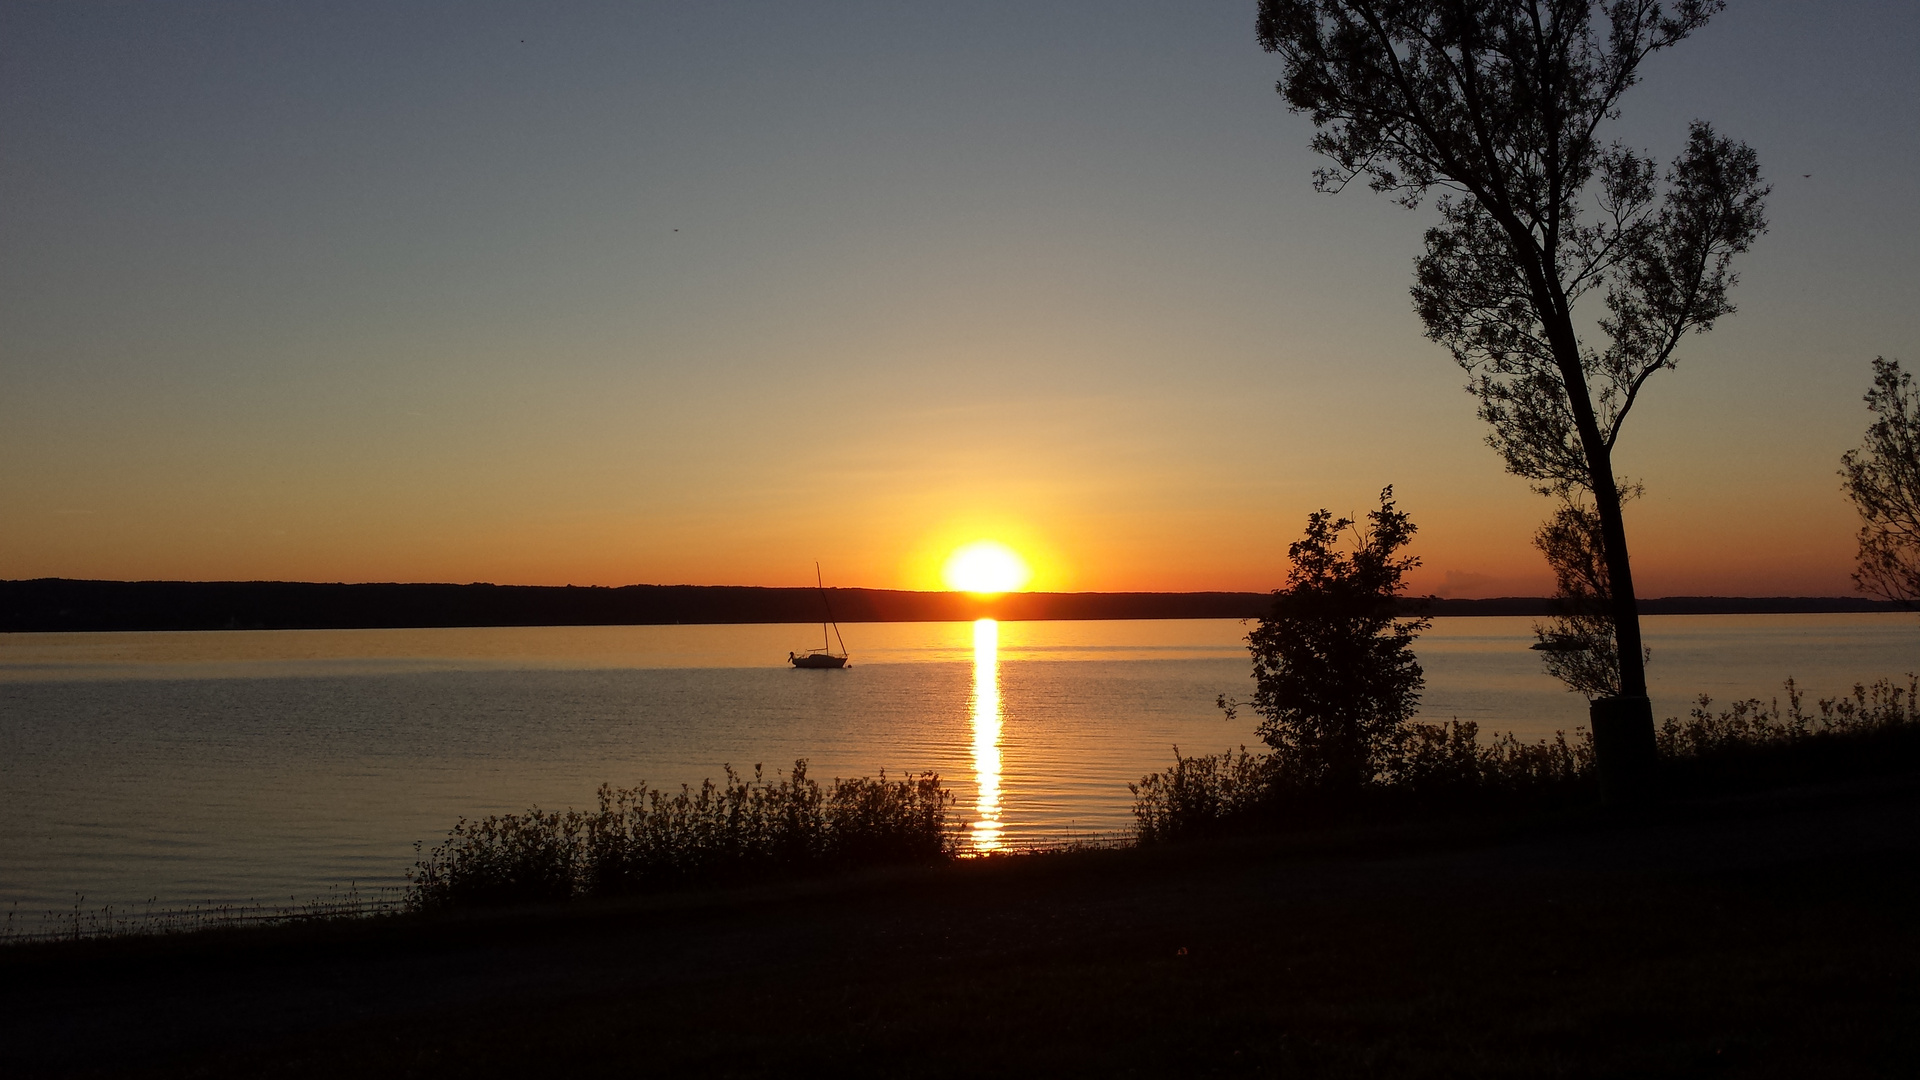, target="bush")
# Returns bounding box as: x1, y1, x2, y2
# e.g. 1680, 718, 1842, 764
1659, 675, 1919, 757
408, 761, 955, 913
1386, 720, 1593, 800
408, 809, 585, 911
1131, 724, 1596, 842
1129, 747, 1274, 844
1135, 675, 1920, 842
